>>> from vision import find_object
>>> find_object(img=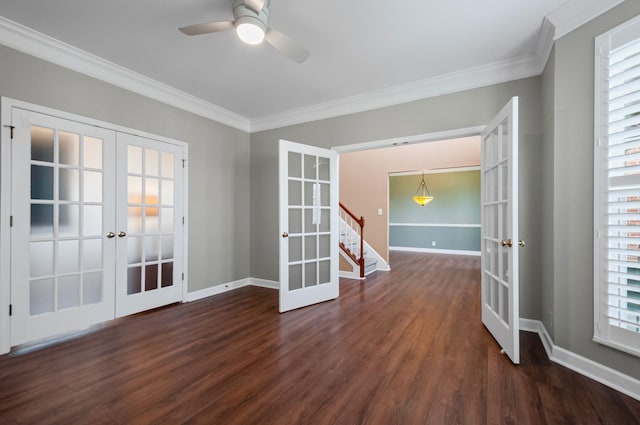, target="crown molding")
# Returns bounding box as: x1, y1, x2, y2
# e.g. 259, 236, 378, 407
1, 1, 621, 136
534, 17, 556, 73
547, 0, 625, 40
0, 16, 251, 133
251, 0, 624, 133
250, 54, 540, 132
